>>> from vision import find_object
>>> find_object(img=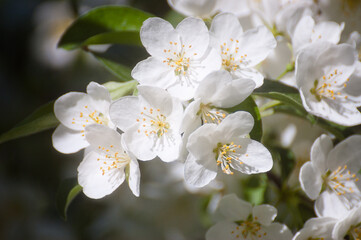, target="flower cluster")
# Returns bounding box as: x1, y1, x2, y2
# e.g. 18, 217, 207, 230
50, 0, 361, 239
